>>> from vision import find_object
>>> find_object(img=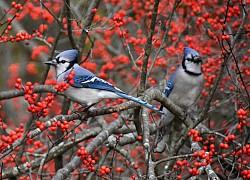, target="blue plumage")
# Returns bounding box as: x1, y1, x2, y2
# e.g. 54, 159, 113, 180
55, 49, 78, 62
164, 71, 176, 97
73, 75, 122, 92
184, 47, 199, 58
